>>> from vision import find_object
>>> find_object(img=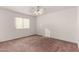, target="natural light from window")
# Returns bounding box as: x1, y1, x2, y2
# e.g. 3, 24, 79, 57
15, 17, 30, 29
